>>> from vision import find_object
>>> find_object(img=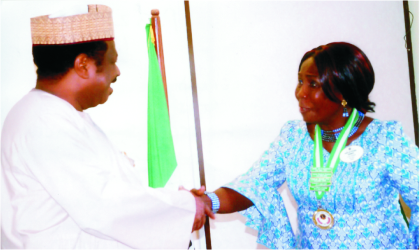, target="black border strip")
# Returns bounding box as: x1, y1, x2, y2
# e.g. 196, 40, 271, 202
403, 1, 419, 146
184, 1, 212, 249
